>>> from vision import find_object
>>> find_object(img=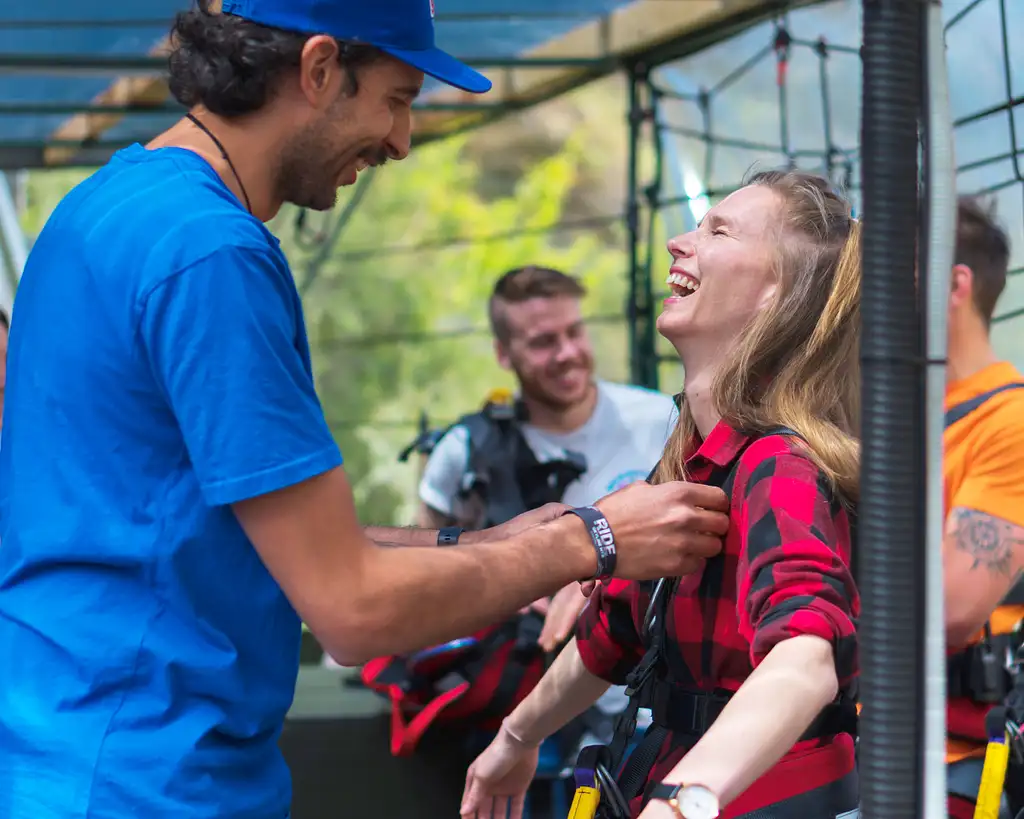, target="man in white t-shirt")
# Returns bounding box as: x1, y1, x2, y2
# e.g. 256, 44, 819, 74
418, 264, 676, 647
